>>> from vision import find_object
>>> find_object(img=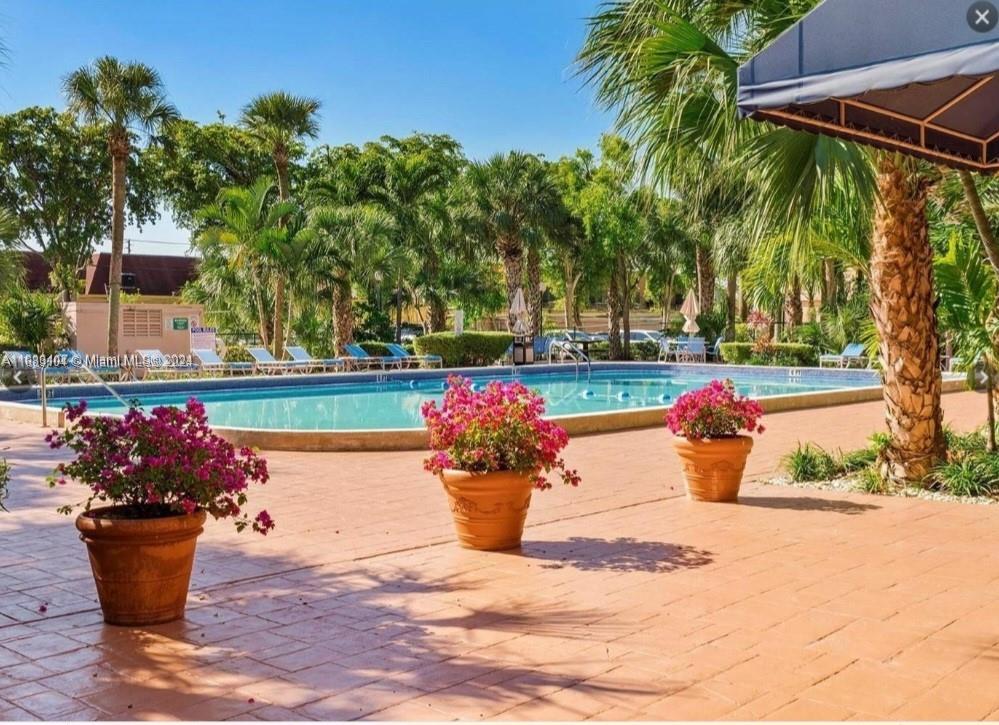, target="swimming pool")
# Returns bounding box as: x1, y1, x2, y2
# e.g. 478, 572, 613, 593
75, 364, 882, 432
